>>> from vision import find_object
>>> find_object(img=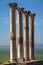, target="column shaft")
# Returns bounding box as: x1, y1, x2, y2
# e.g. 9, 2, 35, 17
18, 8, 24, 61
24, 11, 30, 61
29, 13, 35, 60
9, 3, 17, 63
